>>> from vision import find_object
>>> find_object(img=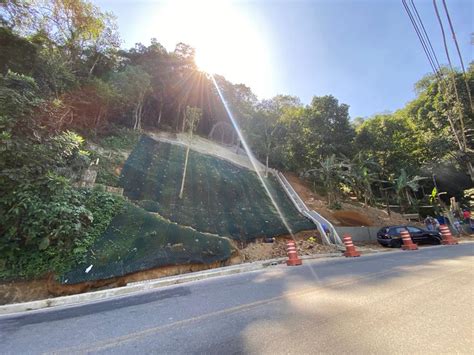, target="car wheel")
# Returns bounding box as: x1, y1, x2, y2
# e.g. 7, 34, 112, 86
391, 240, 402, 248
432, 237, 441, 245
